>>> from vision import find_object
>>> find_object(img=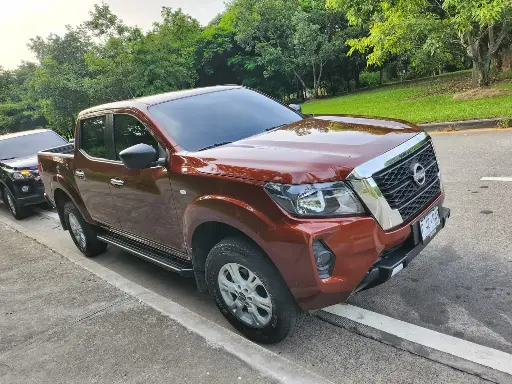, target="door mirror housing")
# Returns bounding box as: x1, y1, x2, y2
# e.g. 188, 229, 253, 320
119, 144, 159, 169
289, 104, 302, 113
